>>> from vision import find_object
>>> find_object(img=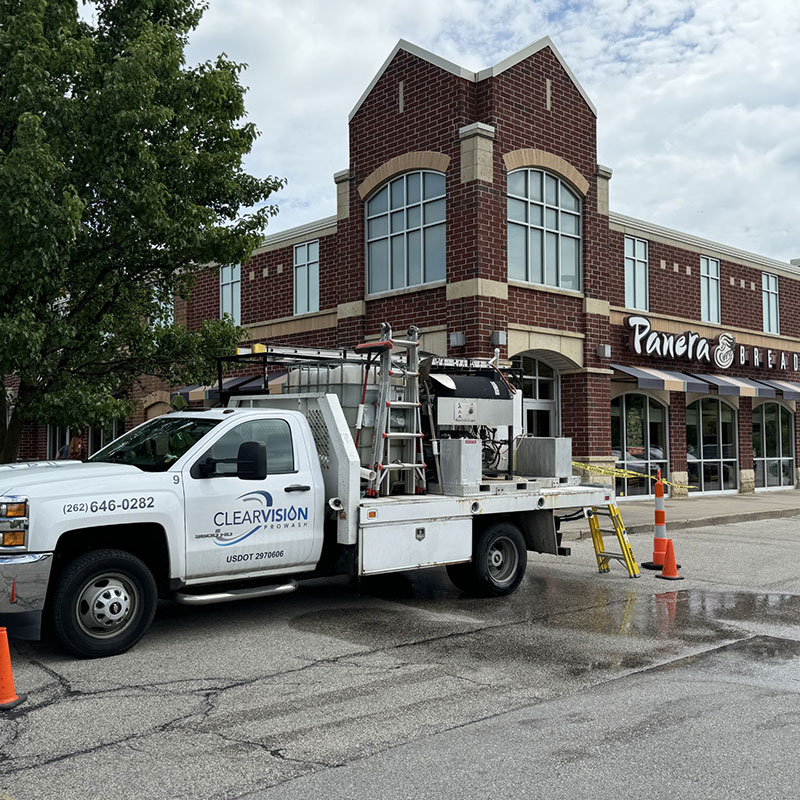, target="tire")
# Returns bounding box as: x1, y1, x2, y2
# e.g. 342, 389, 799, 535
50, 549, 157, 658
447, 521, 527, 597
